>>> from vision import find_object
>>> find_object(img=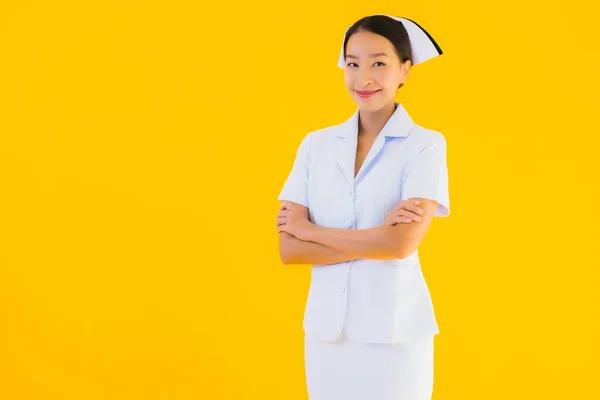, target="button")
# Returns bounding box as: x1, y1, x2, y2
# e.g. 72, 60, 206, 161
343, 220, 353, 229
341, 285, 346, 294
